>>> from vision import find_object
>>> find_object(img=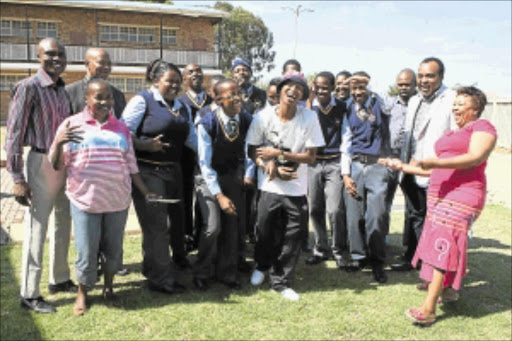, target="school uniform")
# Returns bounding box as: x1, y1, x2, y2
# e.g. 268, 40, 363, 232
194, 107, 253, 283
308, 97, 347, 261
341, 94, 391, 270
